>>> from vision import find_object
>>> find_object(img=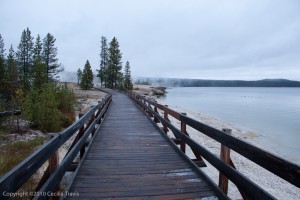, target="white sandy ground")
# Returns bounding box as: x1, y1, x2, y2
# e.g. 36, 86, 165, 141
155, 105, 300, 200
